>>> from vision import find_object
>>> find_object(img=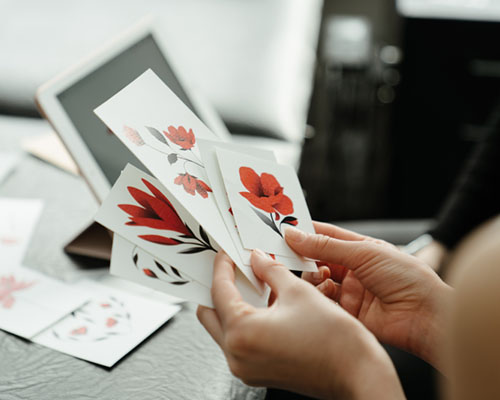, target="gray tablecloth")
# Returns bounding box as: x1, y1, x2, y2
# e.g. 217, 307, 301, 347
0, 115, 265, 400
